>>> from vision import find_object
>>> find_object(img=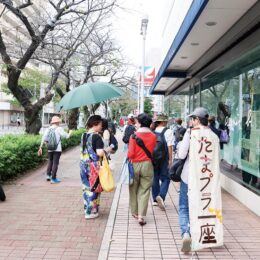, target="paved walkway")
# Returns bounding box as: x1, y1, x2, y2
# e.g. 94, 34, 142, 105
99, 175, 260, 259
1, 135, 260, 260
0, 143, 124, 260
